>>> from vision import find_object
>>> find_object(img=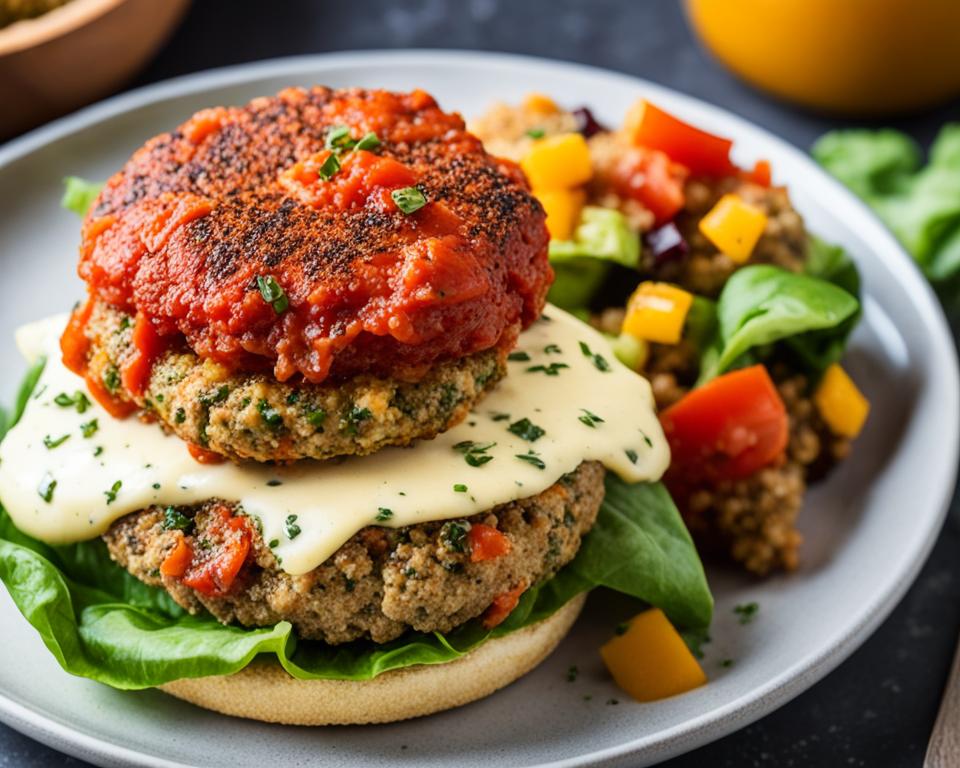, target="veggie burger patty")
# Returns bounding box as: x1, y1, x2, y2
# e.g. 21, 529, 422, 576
104, 461, 605, 645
